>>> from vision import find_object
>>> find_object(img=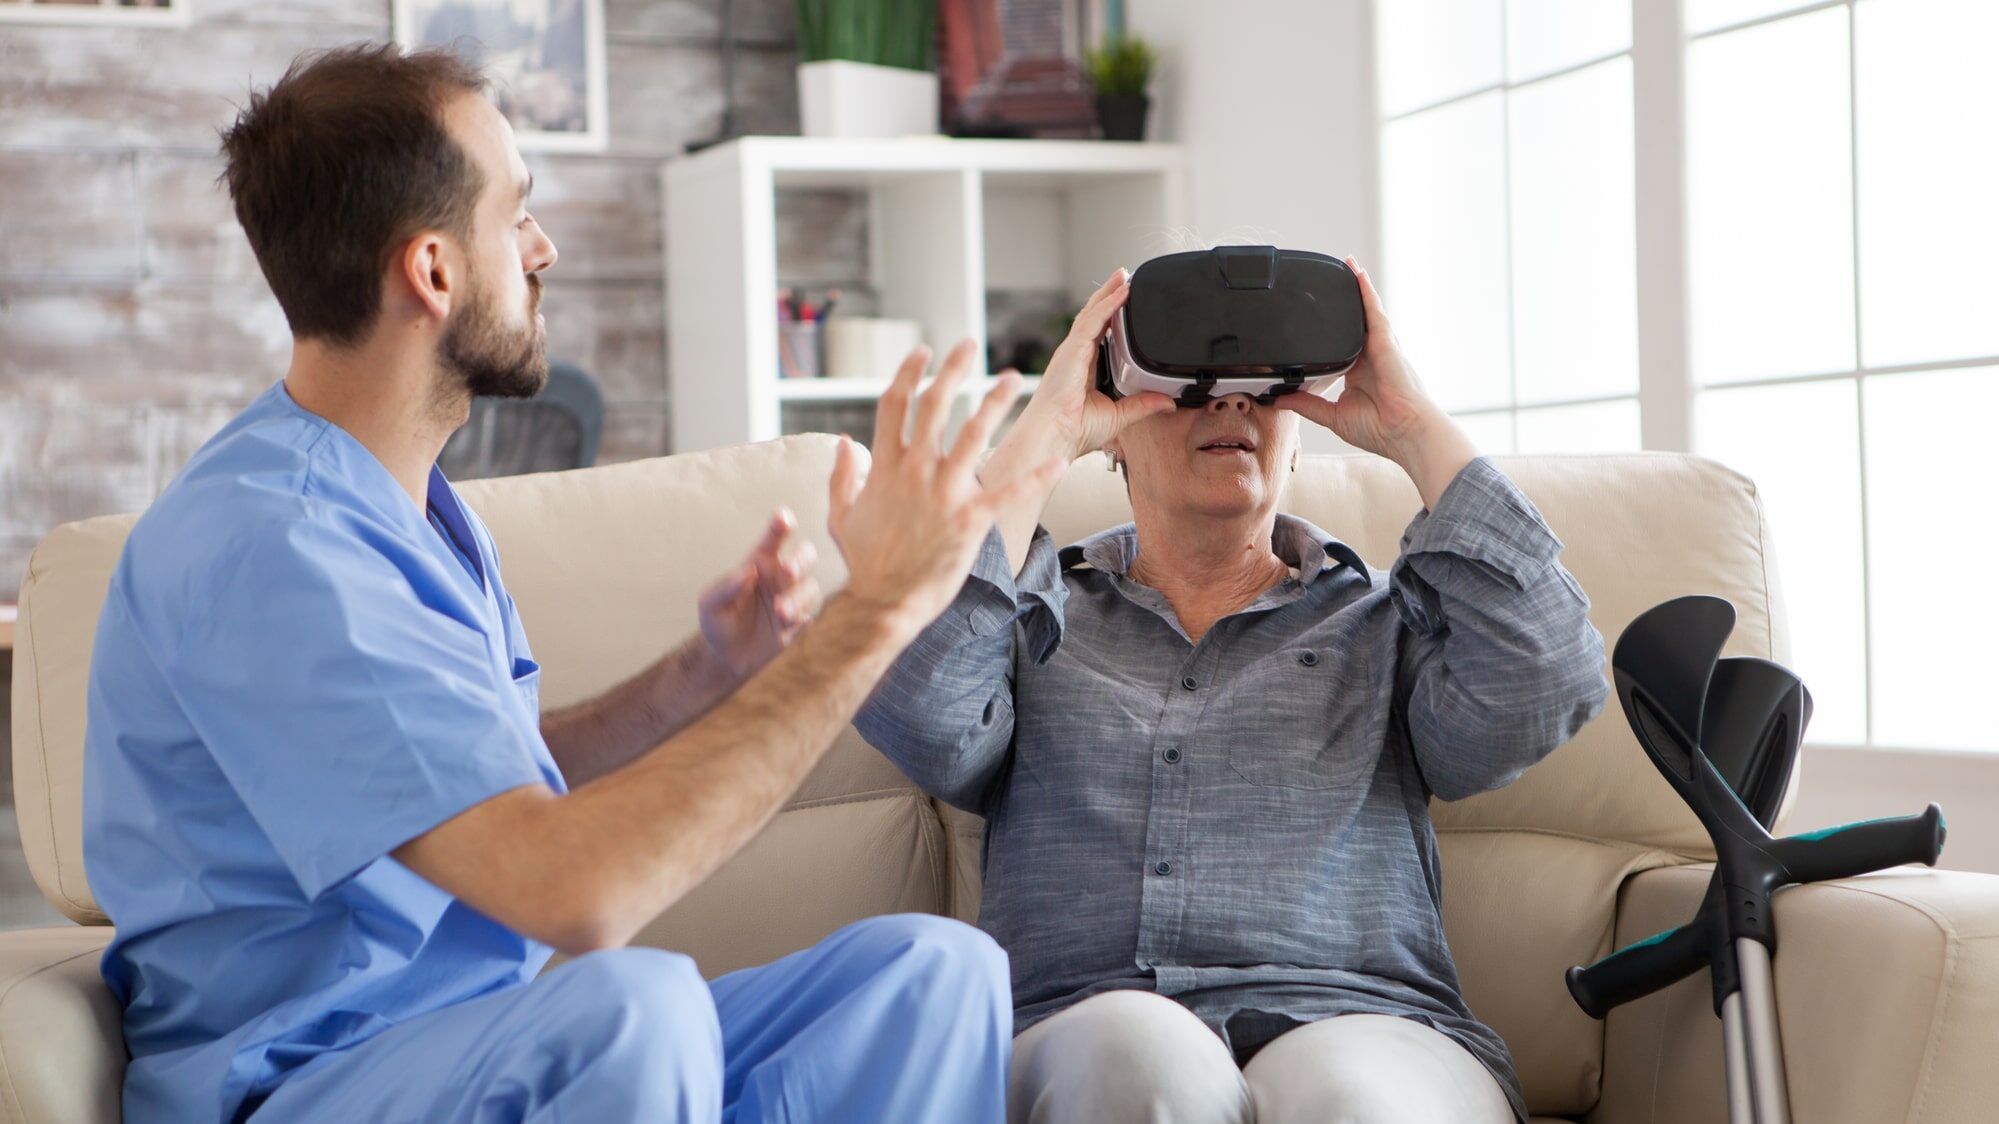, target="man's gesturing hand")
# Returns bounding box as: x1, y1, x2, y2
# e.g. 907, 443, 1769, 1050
827, 338, 1064, 638
697, 507, 820, 680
